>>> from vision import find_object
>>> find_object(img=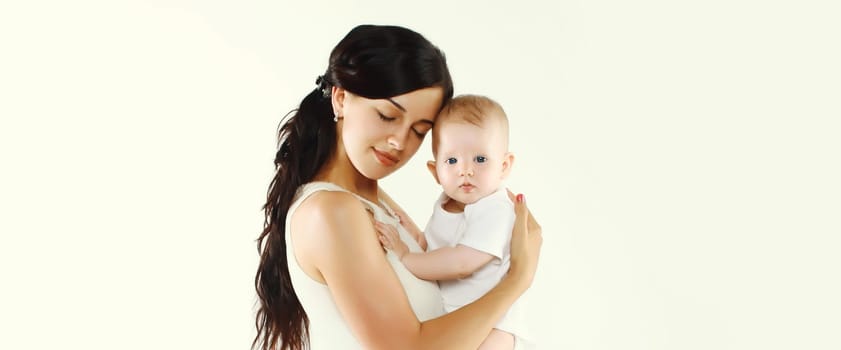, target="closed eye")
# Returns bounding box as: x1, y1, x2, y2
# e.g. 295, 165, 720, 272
411, 121, 433, 138
378, 112, 396, 122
